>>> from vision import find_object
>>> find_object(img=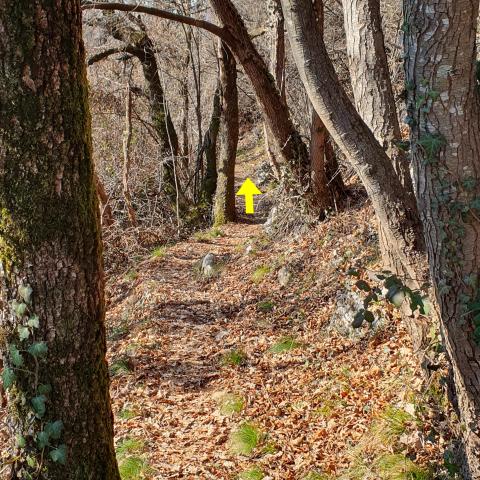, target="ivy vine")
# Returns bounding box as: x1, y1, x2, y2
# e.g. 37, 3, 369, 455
1, 284, 67, 478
